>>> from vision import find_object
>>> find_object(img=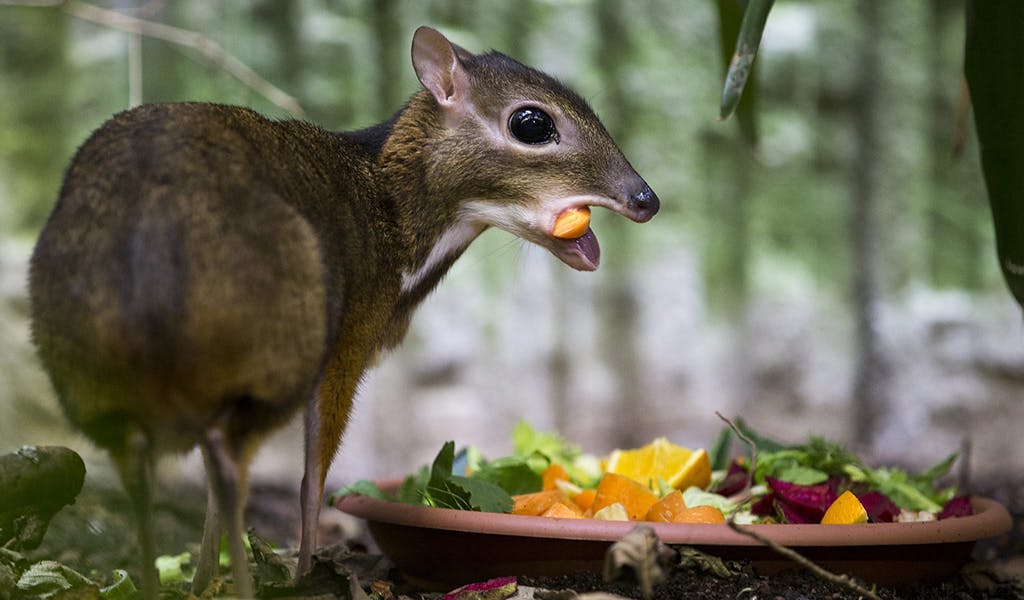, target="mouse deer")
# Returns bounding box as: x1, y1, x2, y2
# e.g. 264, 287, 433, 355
29, 26, 658, 598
